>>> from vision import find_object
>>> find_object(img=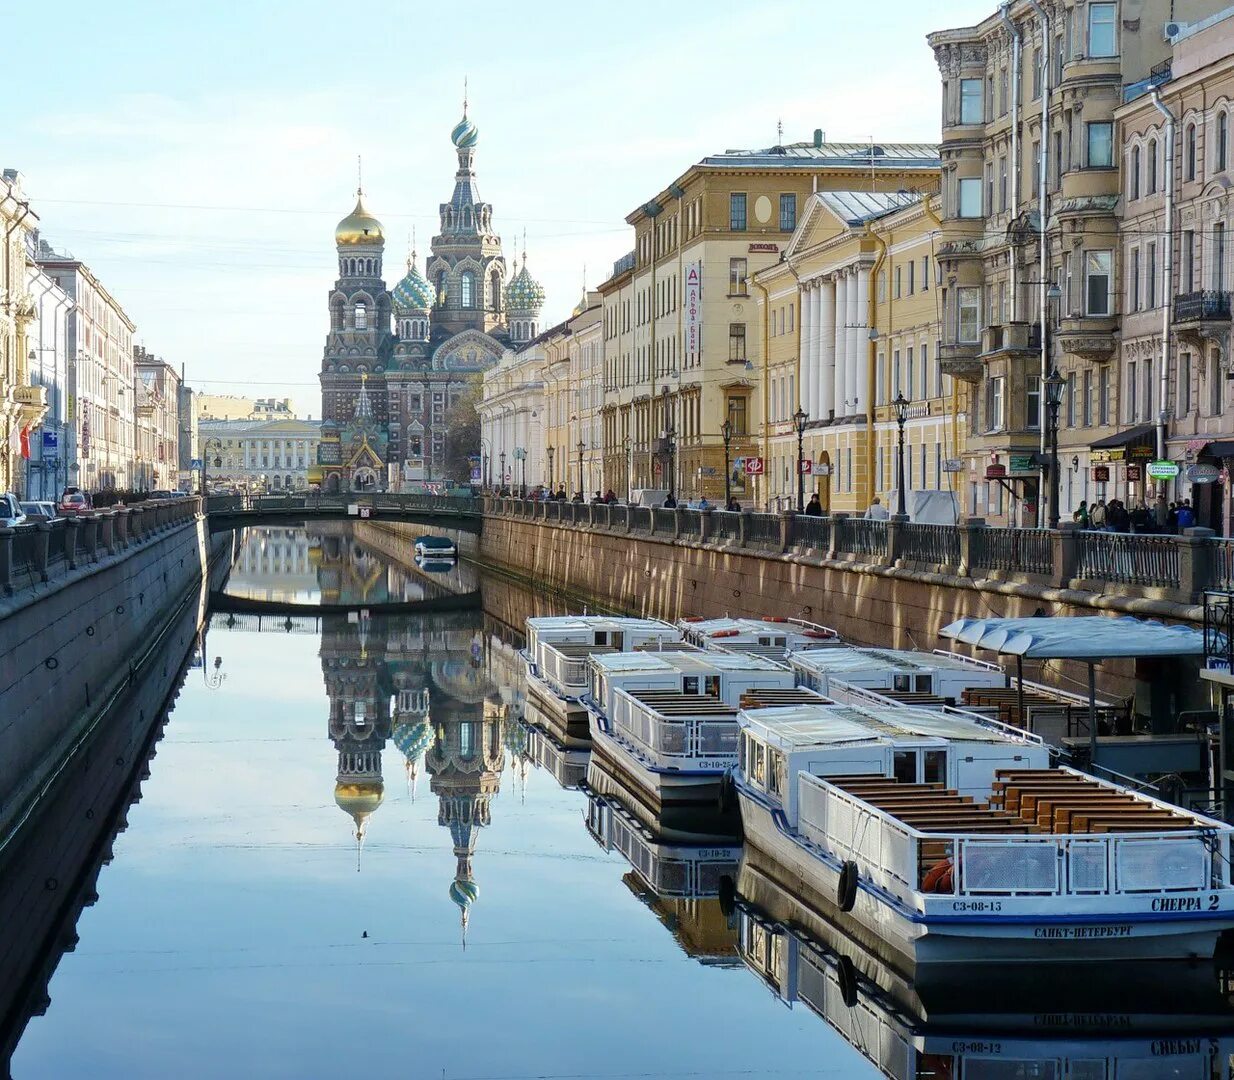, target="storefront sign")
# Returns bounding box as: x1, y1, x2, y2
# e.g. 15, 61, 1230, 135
1187, 463, 1221, 484
1009, 453, 1037, 474
799, 459, 813, 474
743, 457, 765, 475
1128, 445, 1154, 461
1092, 465, 1110, 483
985, 463, 1007, 480
747, 243, 779, 253
1126, 464, 1143, 482
1147, 460, 1180, 480
684, 262, 702, 360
